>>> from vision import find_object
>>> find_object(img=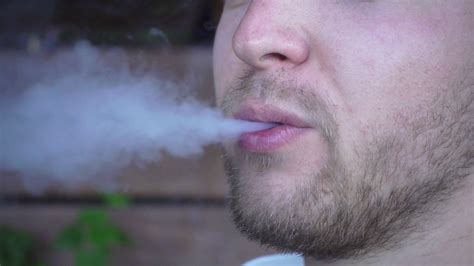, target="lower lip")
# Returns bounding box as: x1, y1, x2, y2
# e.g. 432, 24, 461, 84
238, 124, 308, 153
